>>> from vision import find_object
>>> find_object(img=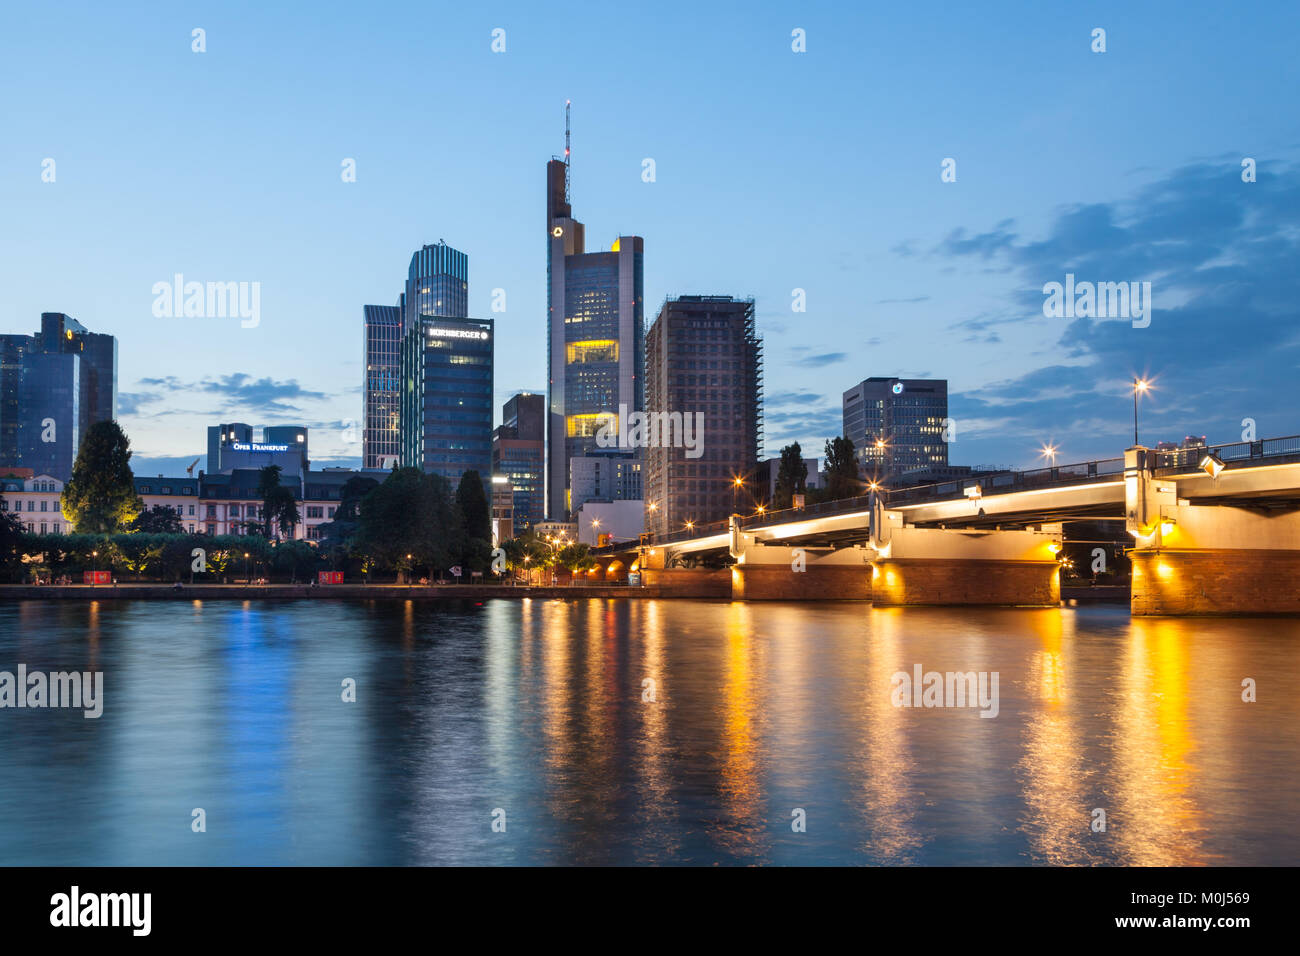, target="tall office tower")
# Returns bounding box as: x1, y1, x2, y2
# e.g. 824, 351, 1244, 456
362, 304, 402, 468
643, 296, 762, 537
400, 315, 494, 489
366, 241, 468, 471
0, 334, 31, 468
545, 109, 644, 519
492, 392, 545, 535
403, 241, 468, 330
0, 313, 116, 480
842, 377, 948, 481
39, 313, 117, 430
